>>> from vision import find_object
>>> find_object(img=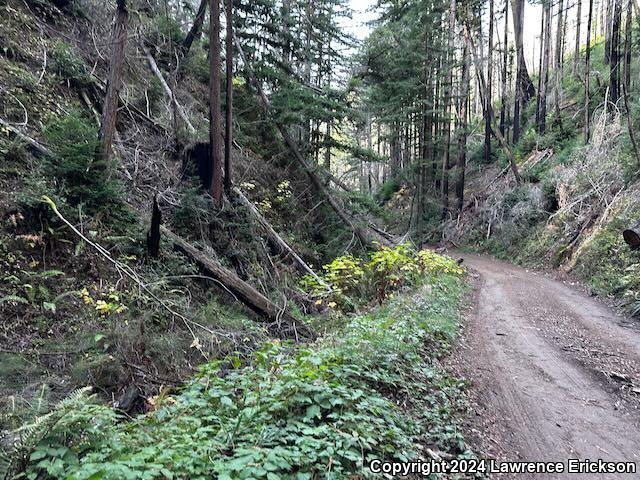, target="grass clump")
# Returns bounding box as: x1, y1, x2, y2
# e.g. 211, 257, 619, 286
6, 260, 472, 480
